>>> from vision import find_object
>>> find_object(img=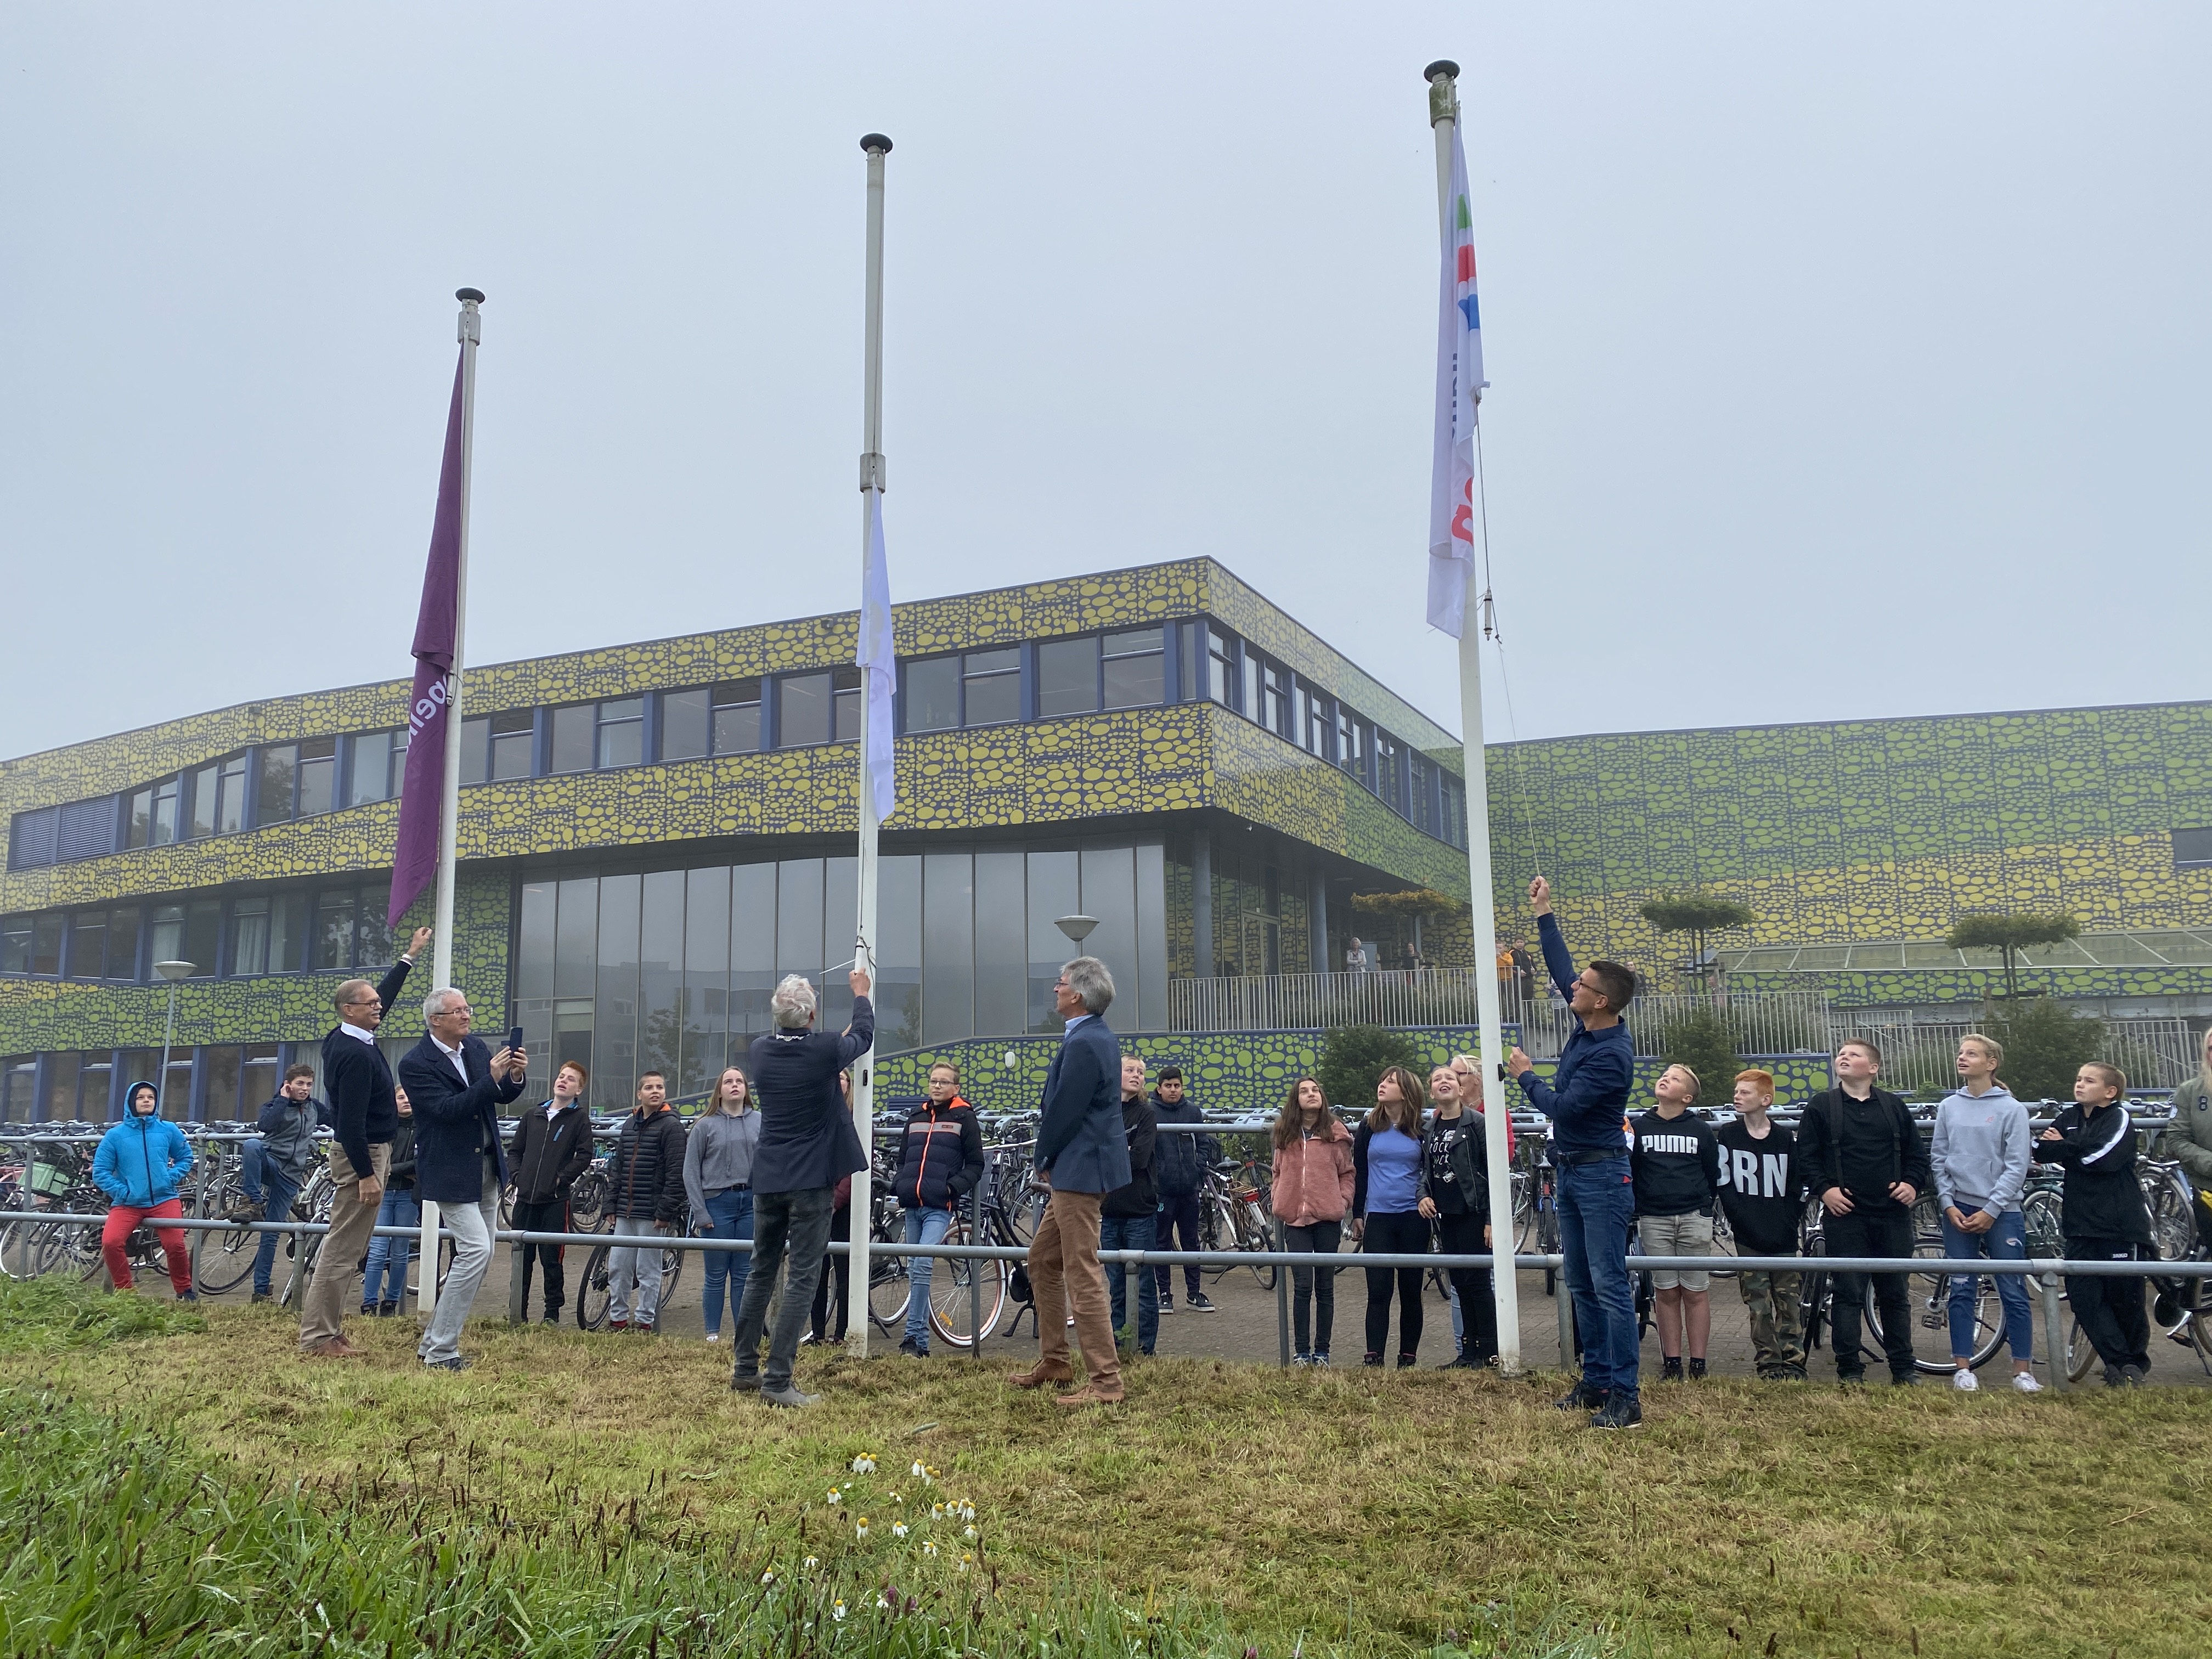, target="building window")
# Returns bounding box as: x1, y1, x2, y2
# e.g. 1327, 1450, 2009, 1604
297, 737, 336, 816
550, 703, 596, 775
1102, 627, 1165, 710
904, 655, 960, 733
462, 710, 535, 784
2176, 828, 2212, 869
597, 698, 645, 768
1241, 651, 1261, 723
229, 893, 306, 977
0, 915, 32, 973
1374, 731, 1401, 811
1336, 708, 1364, 777
1260, 662, 1289, 737
961, 648, 1021, 726
56, 797, 117, 862
1302, 688, 1331, 758
661, 689, 709, 761
66, 911, 106, 980
30, 914, 63, 975
150, 900, 221, 977
7, 808, 59, 870
712, 679, 763, 754
126, 775, 182, 849
778, 670, 861, 747
1038, 637, 1099, 718
348, 730, 405, 806
1206, 628, 1235, 705
251, 740, 335, 823
186, 753, 247, 839
256, 745, 300, 825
